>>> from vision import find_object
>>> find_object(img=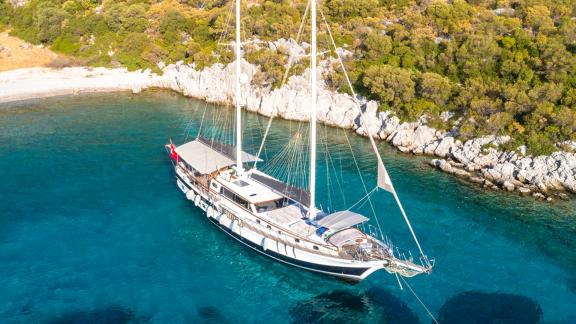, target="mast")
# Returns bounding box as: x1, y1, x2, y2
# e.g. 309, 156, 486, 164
235, 0, 243, 175
309, 0, 317, 218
